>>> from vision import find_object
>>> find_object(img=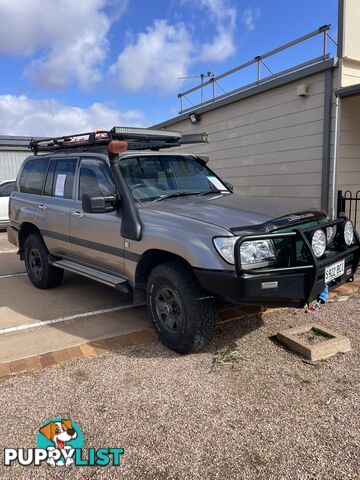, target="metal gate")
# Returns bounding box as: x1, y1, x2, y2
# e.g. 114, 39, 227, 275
337, 190, 360, 230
